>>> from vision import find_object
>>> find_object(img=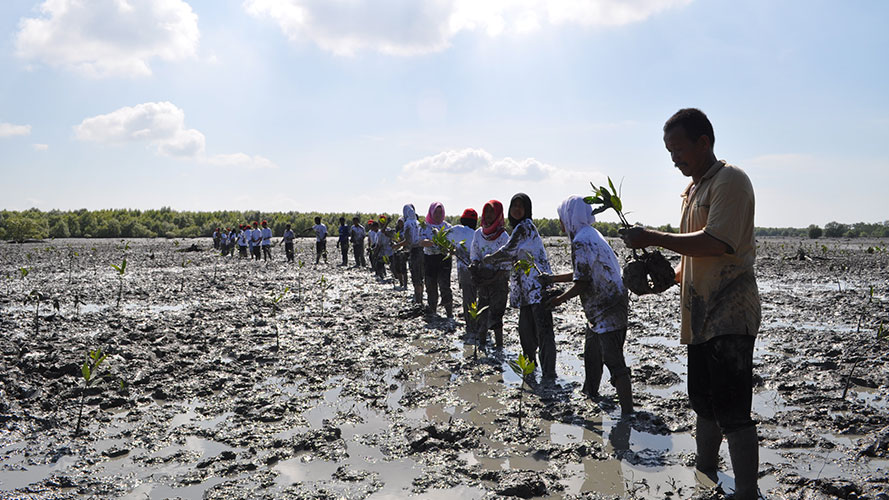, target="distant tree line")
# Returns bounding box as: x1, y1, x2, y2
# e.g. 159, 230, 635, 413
1, 209, 887, 241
